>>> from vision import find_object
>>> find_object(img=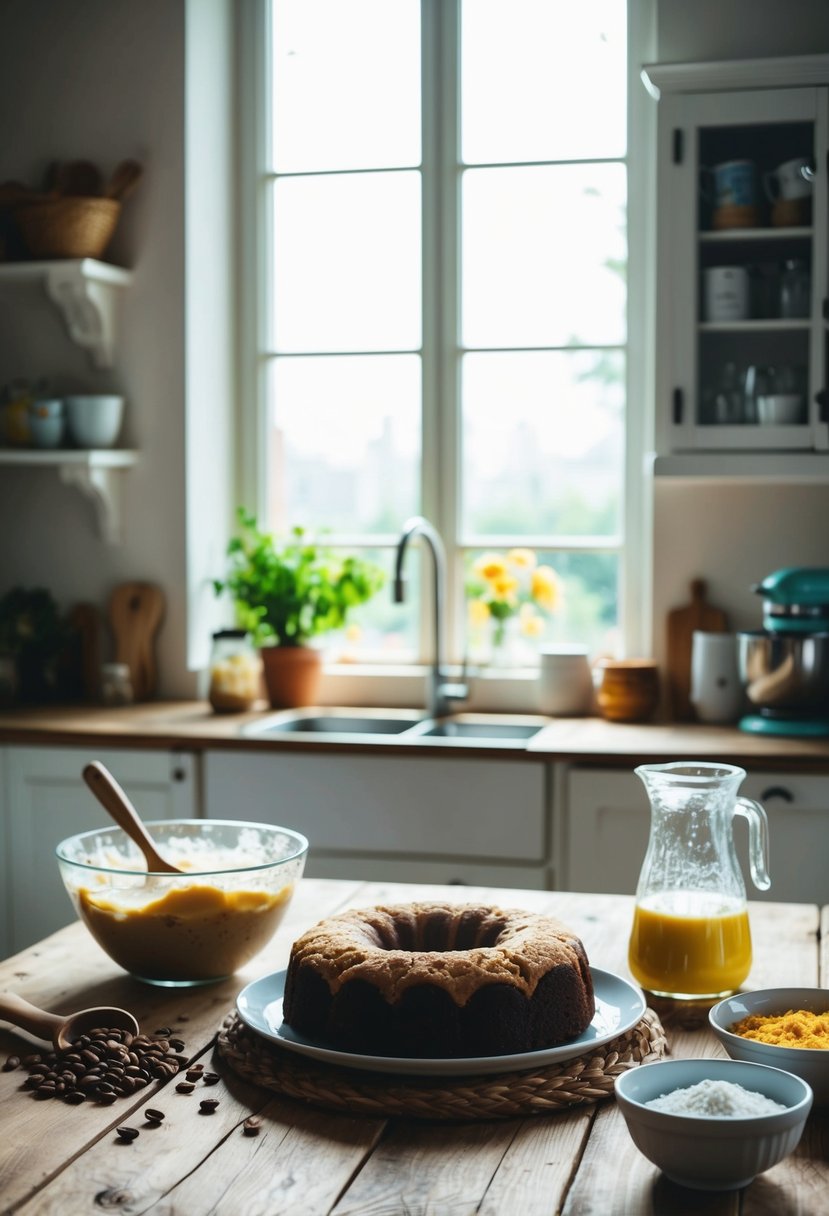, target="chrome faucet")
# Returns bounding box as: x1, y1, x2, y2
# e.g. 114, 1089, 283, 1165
393, 516, 468, 720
